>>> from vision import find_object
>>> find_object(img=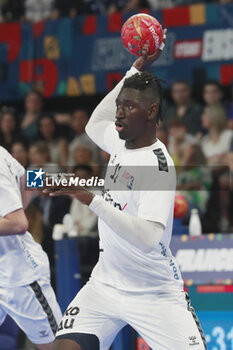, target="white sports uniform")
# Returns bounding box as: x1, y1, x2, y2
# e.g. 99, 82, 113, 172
0, 146, 62, 344
56, 67, 206, 350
